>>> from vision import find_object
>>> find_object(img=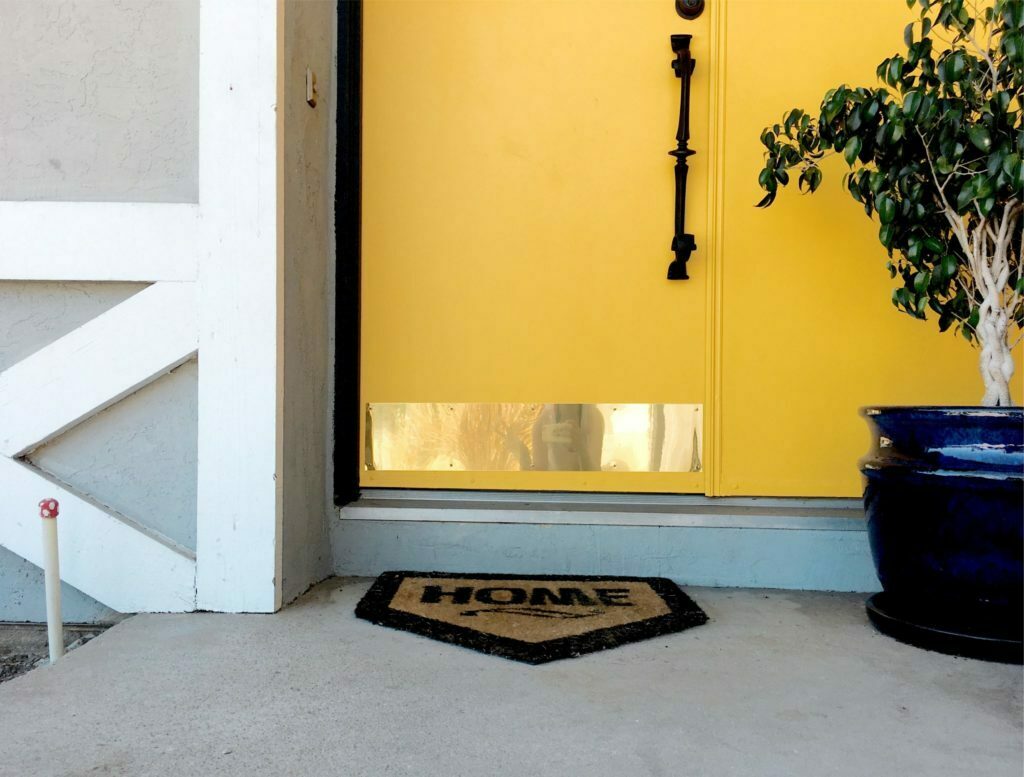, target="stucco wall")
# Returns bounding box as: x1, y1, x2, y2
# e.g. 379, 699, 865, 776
0, 282, 147, 372
0, 545, 120, 624
280, 0, 336, 603
28, 360, 199, 552
0, 0, 199, 202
